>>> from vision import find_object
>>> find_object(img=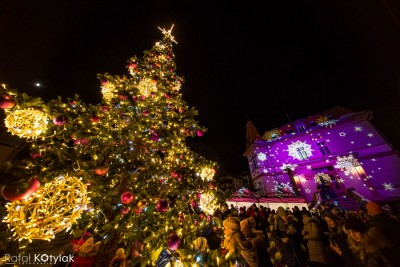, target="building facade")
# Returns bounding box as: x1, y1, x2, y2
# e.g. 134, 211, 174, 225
243, 107, 400, 204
